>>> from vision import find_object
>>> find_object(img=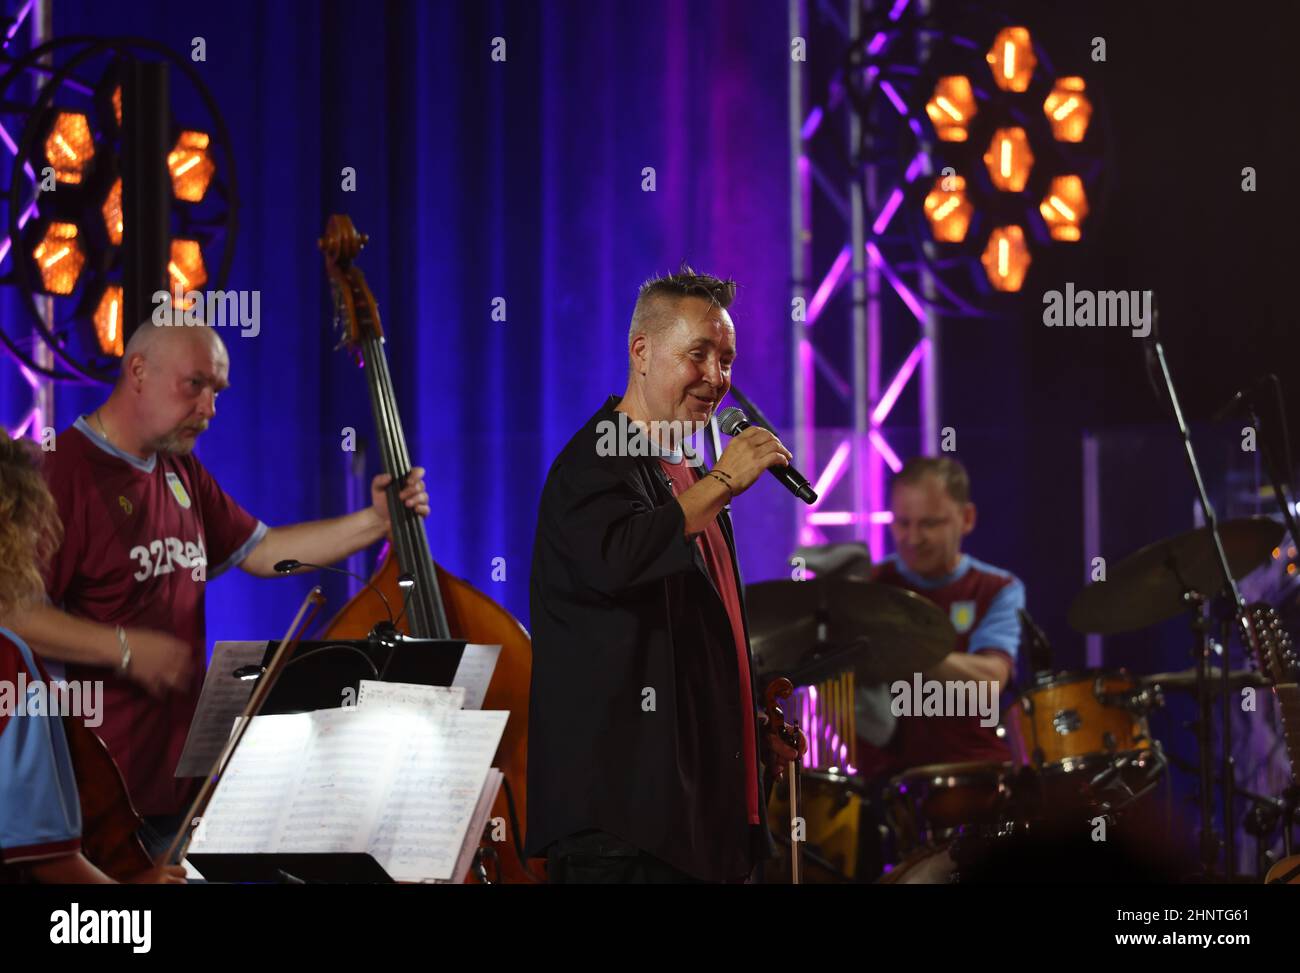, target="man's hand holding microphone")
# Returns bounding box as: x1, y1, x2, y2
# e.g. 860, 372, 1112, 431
679, 408, 814, 535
